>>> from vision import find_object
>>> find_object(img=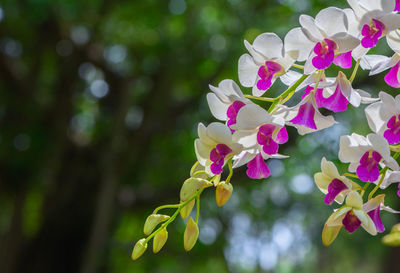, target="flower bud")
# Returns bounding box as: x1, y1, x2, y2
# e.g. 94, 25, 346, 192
392, 223, 400, 233
382, 232, 400, 246
184, 217, 199, 251
131, 238, 147, 260
153, 228, 168, 253
143, 214, 170, 235
216, 181, 233, 207
180, 199, 195, 220
180, 177, 212, 201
